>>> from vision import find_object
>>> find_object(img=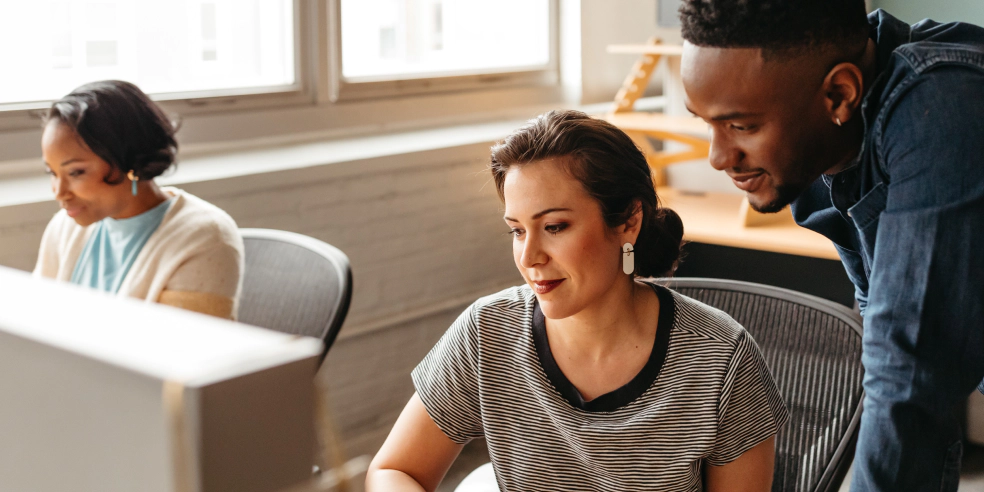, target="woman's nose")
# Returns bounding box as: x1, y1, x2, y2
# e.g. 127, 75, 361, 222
519, 234, 547, 269
52, 176, 69, 200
